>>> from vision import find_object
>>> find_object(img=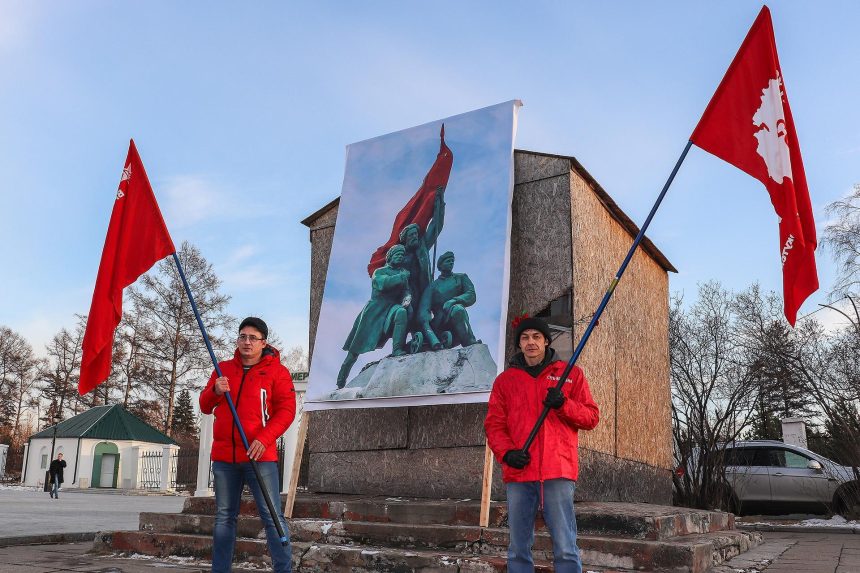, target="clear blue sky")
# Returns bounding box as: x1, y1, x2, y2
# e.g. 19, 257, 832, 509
1, 1, 857, 357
